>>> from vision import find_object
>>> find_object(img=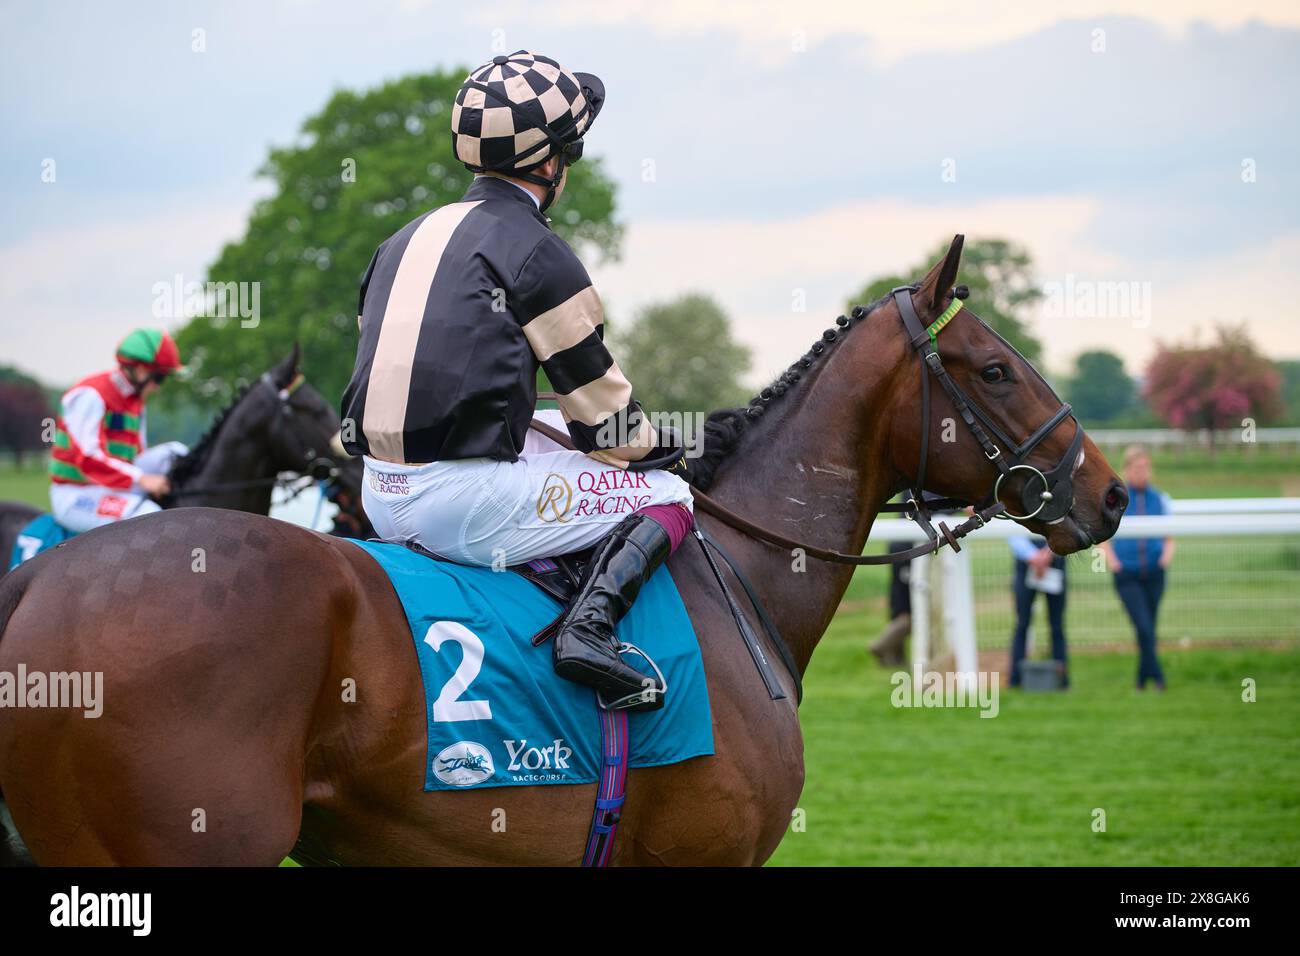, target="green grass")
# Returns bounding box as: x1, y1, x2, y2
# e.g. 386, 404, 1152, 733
768, 615, 1300, 866
840, 535, 1300, 648
0, 460, 48, 508
1114, 444, 1300, 499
